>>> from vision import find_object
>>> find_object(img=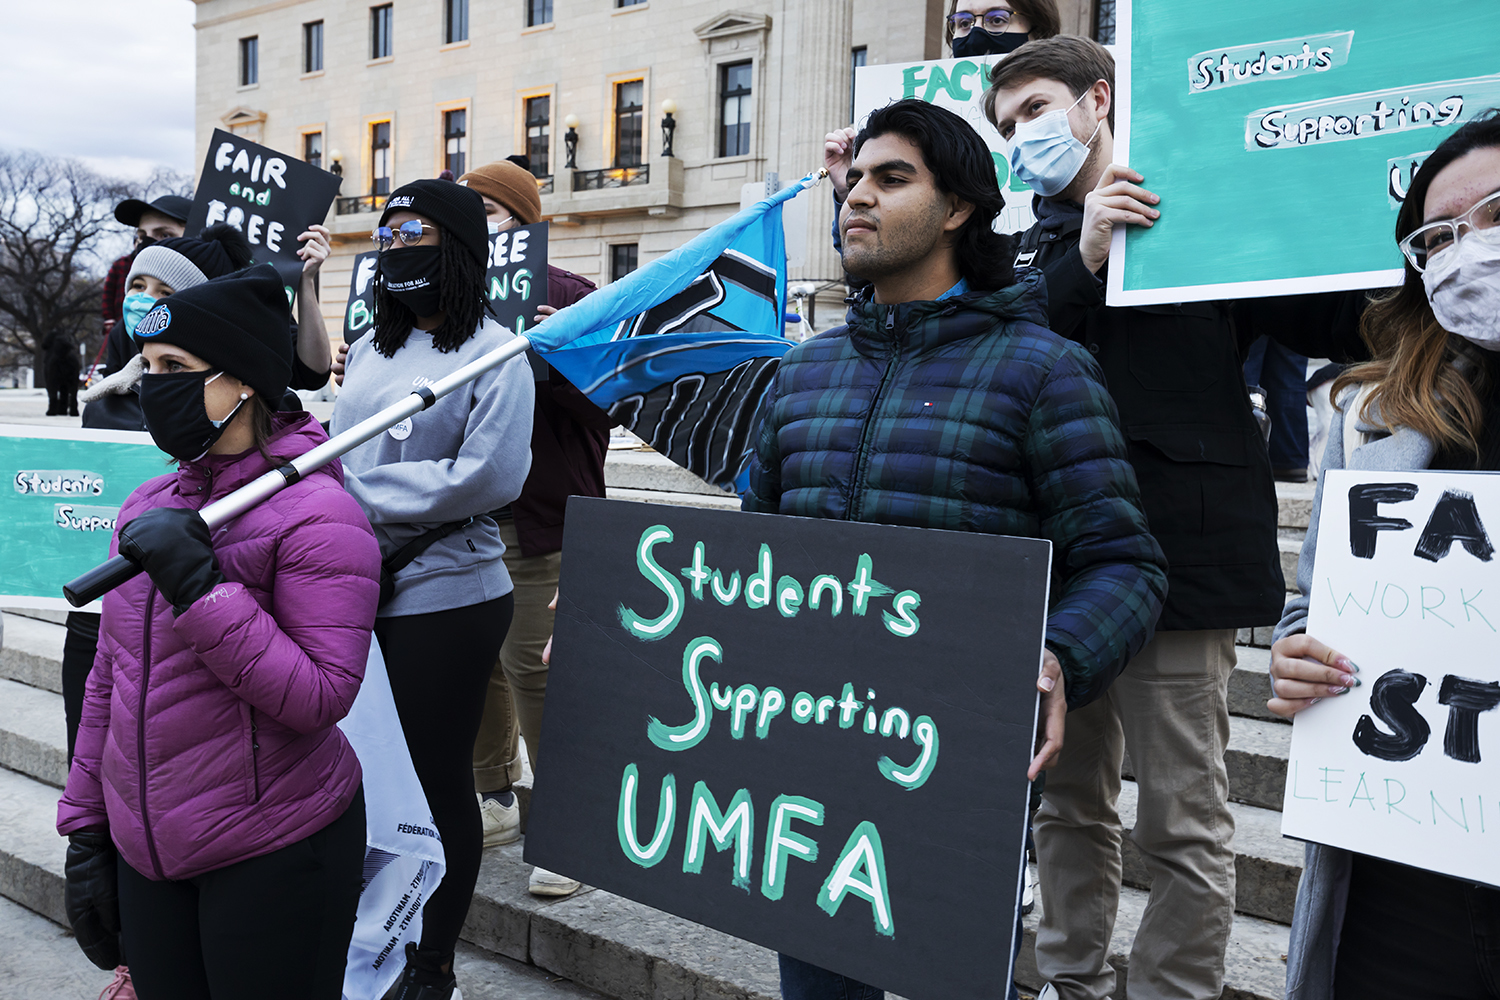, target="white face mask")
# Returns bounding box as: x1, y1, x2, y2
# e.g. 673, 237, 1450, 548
1423, 227, 1500, 351
1008, 90, 1103, 199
